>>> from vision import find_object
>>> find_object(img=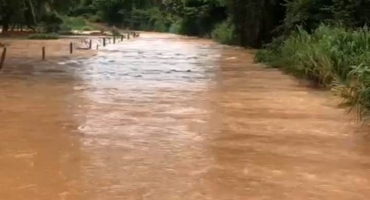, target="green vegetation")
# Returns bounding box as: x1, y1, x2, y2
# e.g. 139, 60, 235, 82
61, 16, 95, 31
81, 26, 93, 31
28, 33, 60, 40
0, 0, 77, 32
255, 1, 370, 119
257, 25, 370, 119
0, 1, 282, 47
40, 12, 64, 33
211, 19, 235, 45
61, 16, 87, 30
